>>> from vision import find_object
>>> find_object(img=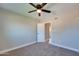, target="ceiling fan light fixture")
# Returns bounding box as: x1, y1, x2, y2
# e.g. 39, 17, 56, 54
28, 3, 51, 16
37, 9, 41, 13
